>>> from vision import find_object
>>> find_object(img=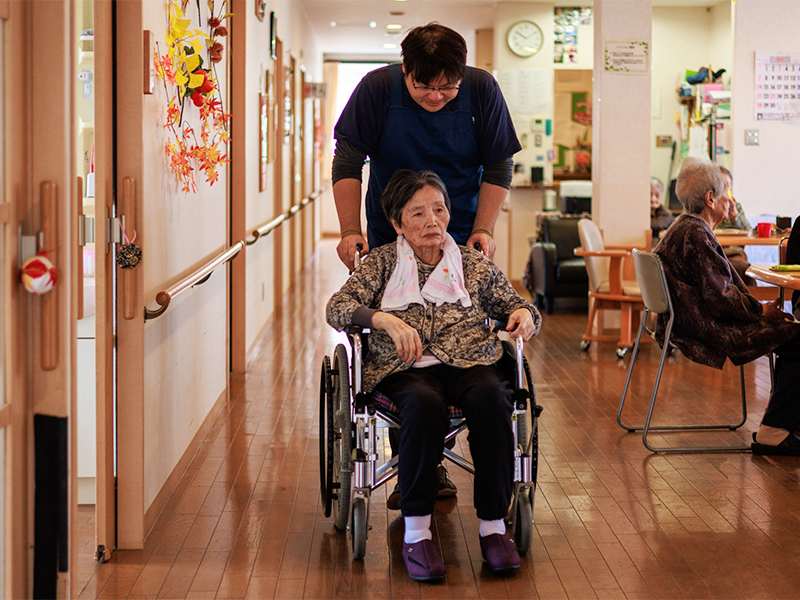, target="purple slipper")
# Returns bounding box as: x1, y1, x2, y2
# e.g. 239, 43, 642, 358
402, 539, 446, 582
480, 532, 520, 572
